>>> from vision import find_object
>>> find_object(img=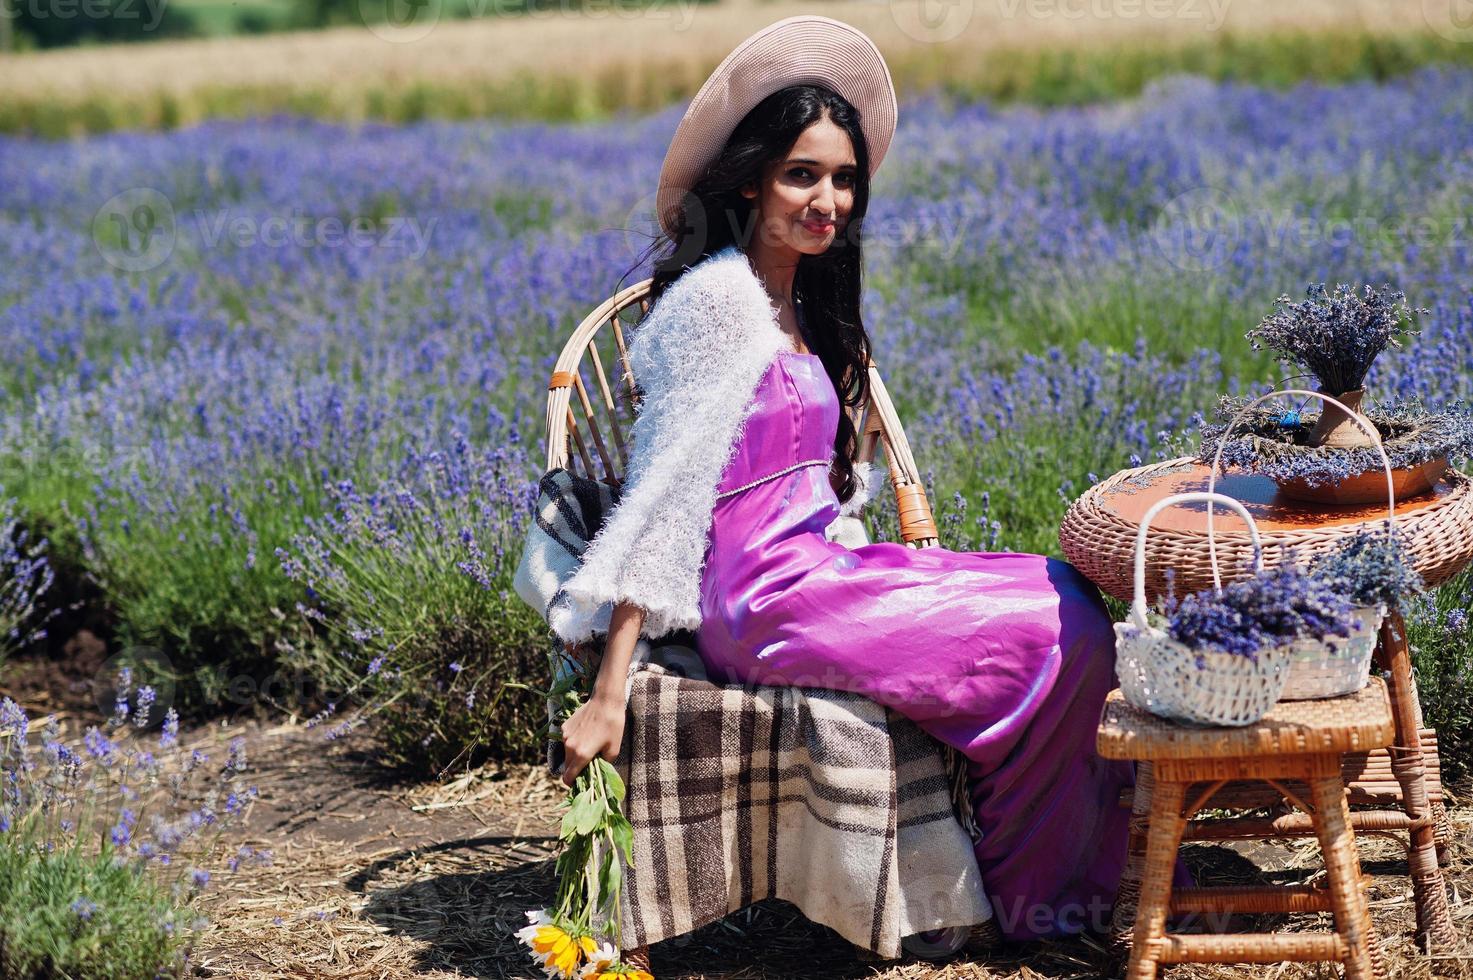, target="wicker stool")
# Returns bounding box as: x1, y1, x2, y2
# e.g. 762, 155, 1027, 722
1098, 679, 1395, 980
